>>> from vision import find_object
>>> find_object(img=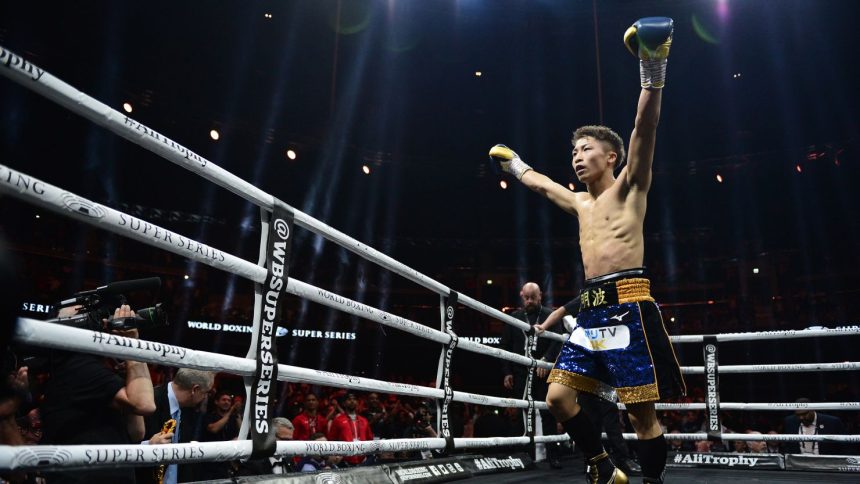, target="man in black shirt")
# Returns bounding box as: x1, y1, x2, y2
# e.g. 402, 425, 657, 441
501, 282, 563, 467
200, 390, 243, 479
41, 304, 156, 484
